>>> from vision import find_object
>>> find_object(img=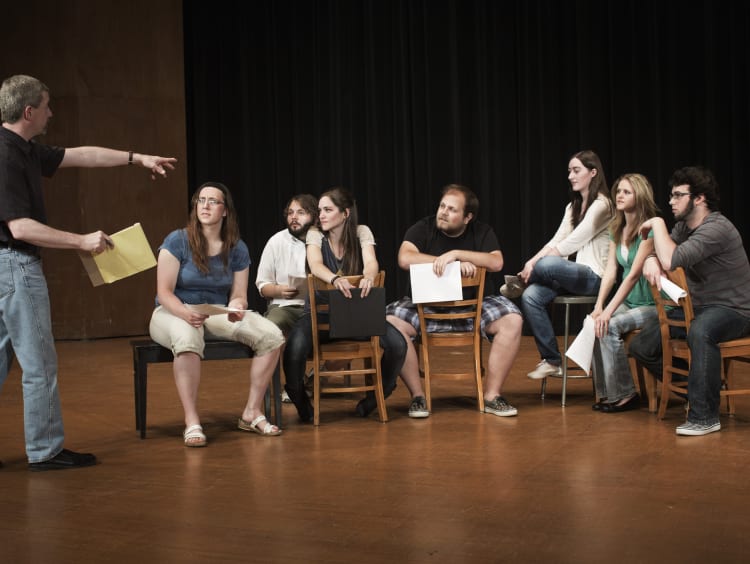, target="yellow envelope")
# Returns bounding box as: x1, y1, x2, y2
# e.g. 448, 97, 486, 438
79, 222, 157, 286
